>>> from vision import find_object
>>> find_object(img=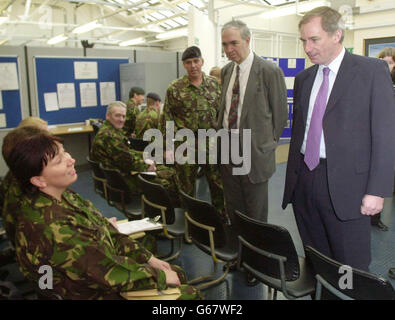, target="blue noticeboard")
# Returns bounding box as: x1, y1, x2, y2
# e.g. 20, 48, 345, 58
0, 56, 23, 129
263, 57, 305, 139
34, 57, 129, 125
